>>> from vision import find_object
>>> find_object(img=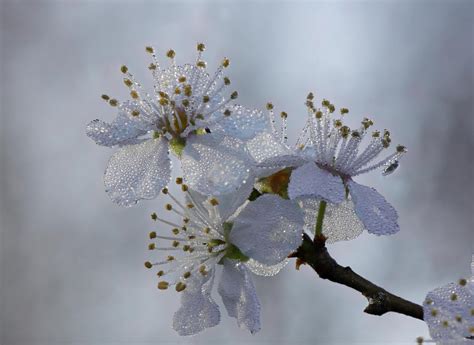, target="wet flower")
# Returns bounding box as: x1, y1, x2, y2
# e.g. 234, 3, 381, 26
144, 181, 304, 335
251, 94, 407, 240
421, 255, 474, 344
86, 44, 267, 206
